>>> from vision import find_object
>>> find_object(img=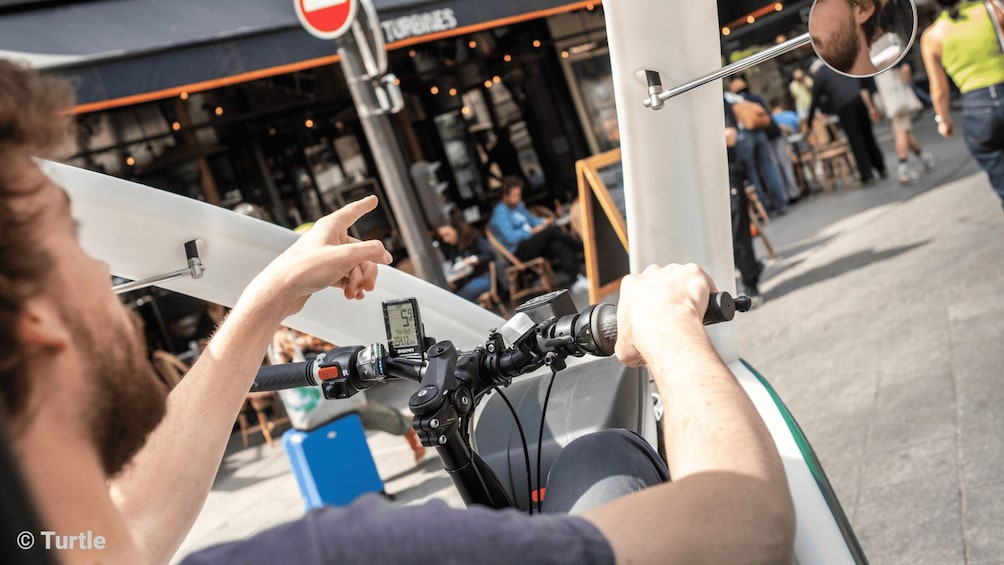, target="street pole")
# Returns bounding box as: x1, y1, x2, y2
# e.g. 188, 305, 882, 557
336, 26, 448, 288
